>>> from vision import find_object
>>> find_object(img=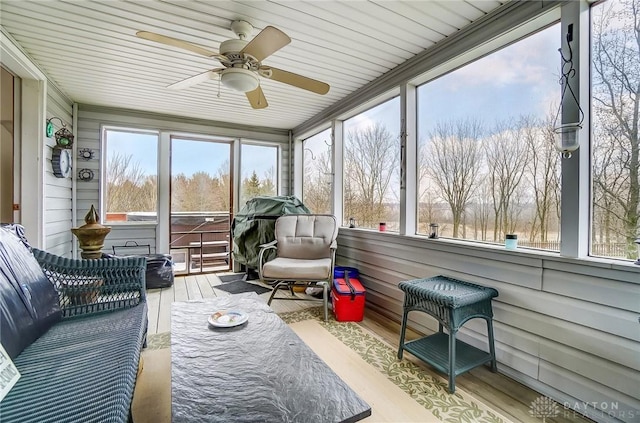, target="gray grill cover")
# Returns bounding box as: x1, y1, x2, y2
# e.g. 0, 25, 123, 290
232, 196, 310, 269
